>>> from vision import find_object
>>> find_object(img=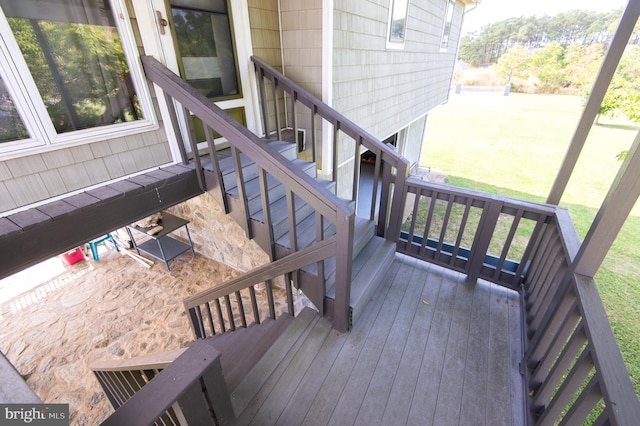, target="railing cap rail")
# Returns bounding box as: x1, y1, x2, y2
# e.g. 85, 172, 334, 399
141, 55, 351, 222
251, 55, 409, 170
